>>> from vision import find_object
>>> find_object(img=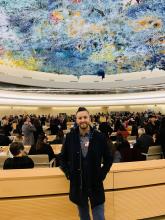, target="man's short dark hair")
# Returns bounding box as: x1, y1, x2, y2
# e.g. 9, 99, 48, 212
76, 107, 89, 114
10, 142, 24, 156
